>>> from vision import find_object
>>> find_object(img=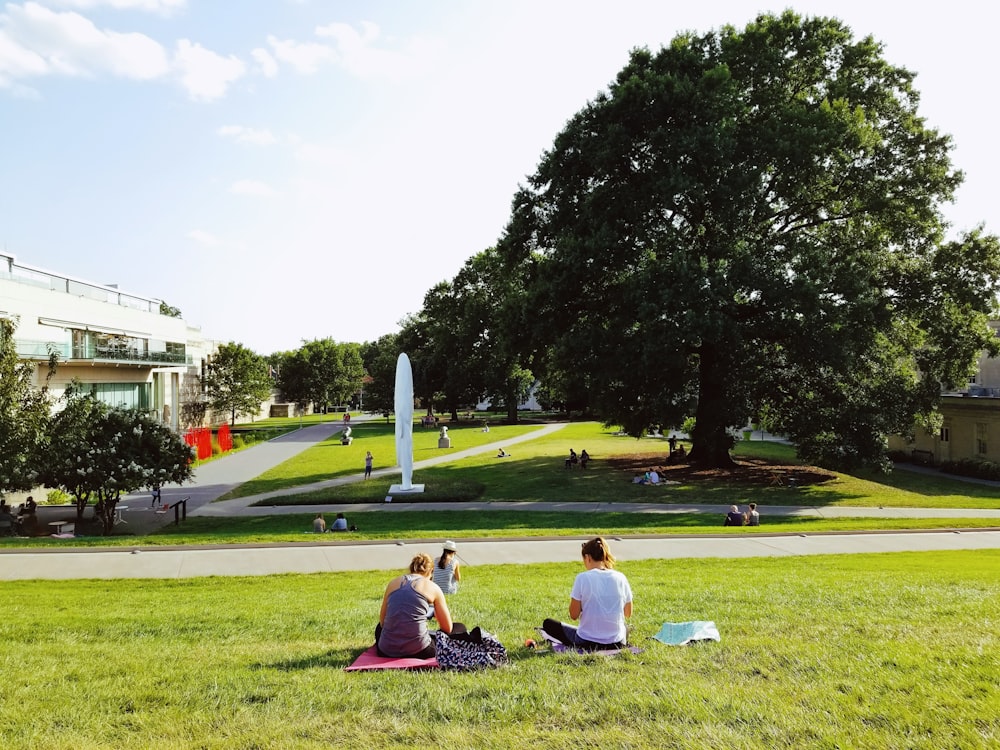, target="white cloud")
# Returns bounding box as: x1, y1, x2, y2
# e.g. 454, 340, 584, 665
251, 46, 277, 78
50, 0, 186, 13
173, 38, 244, 100
229, 179, 276, 196
187, 229, 221, 247
256, 21, 439, 81
265, 33, 336, 74
0, 2, 169, 82
315, 20, 438, 81
217, 125, 277, 146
